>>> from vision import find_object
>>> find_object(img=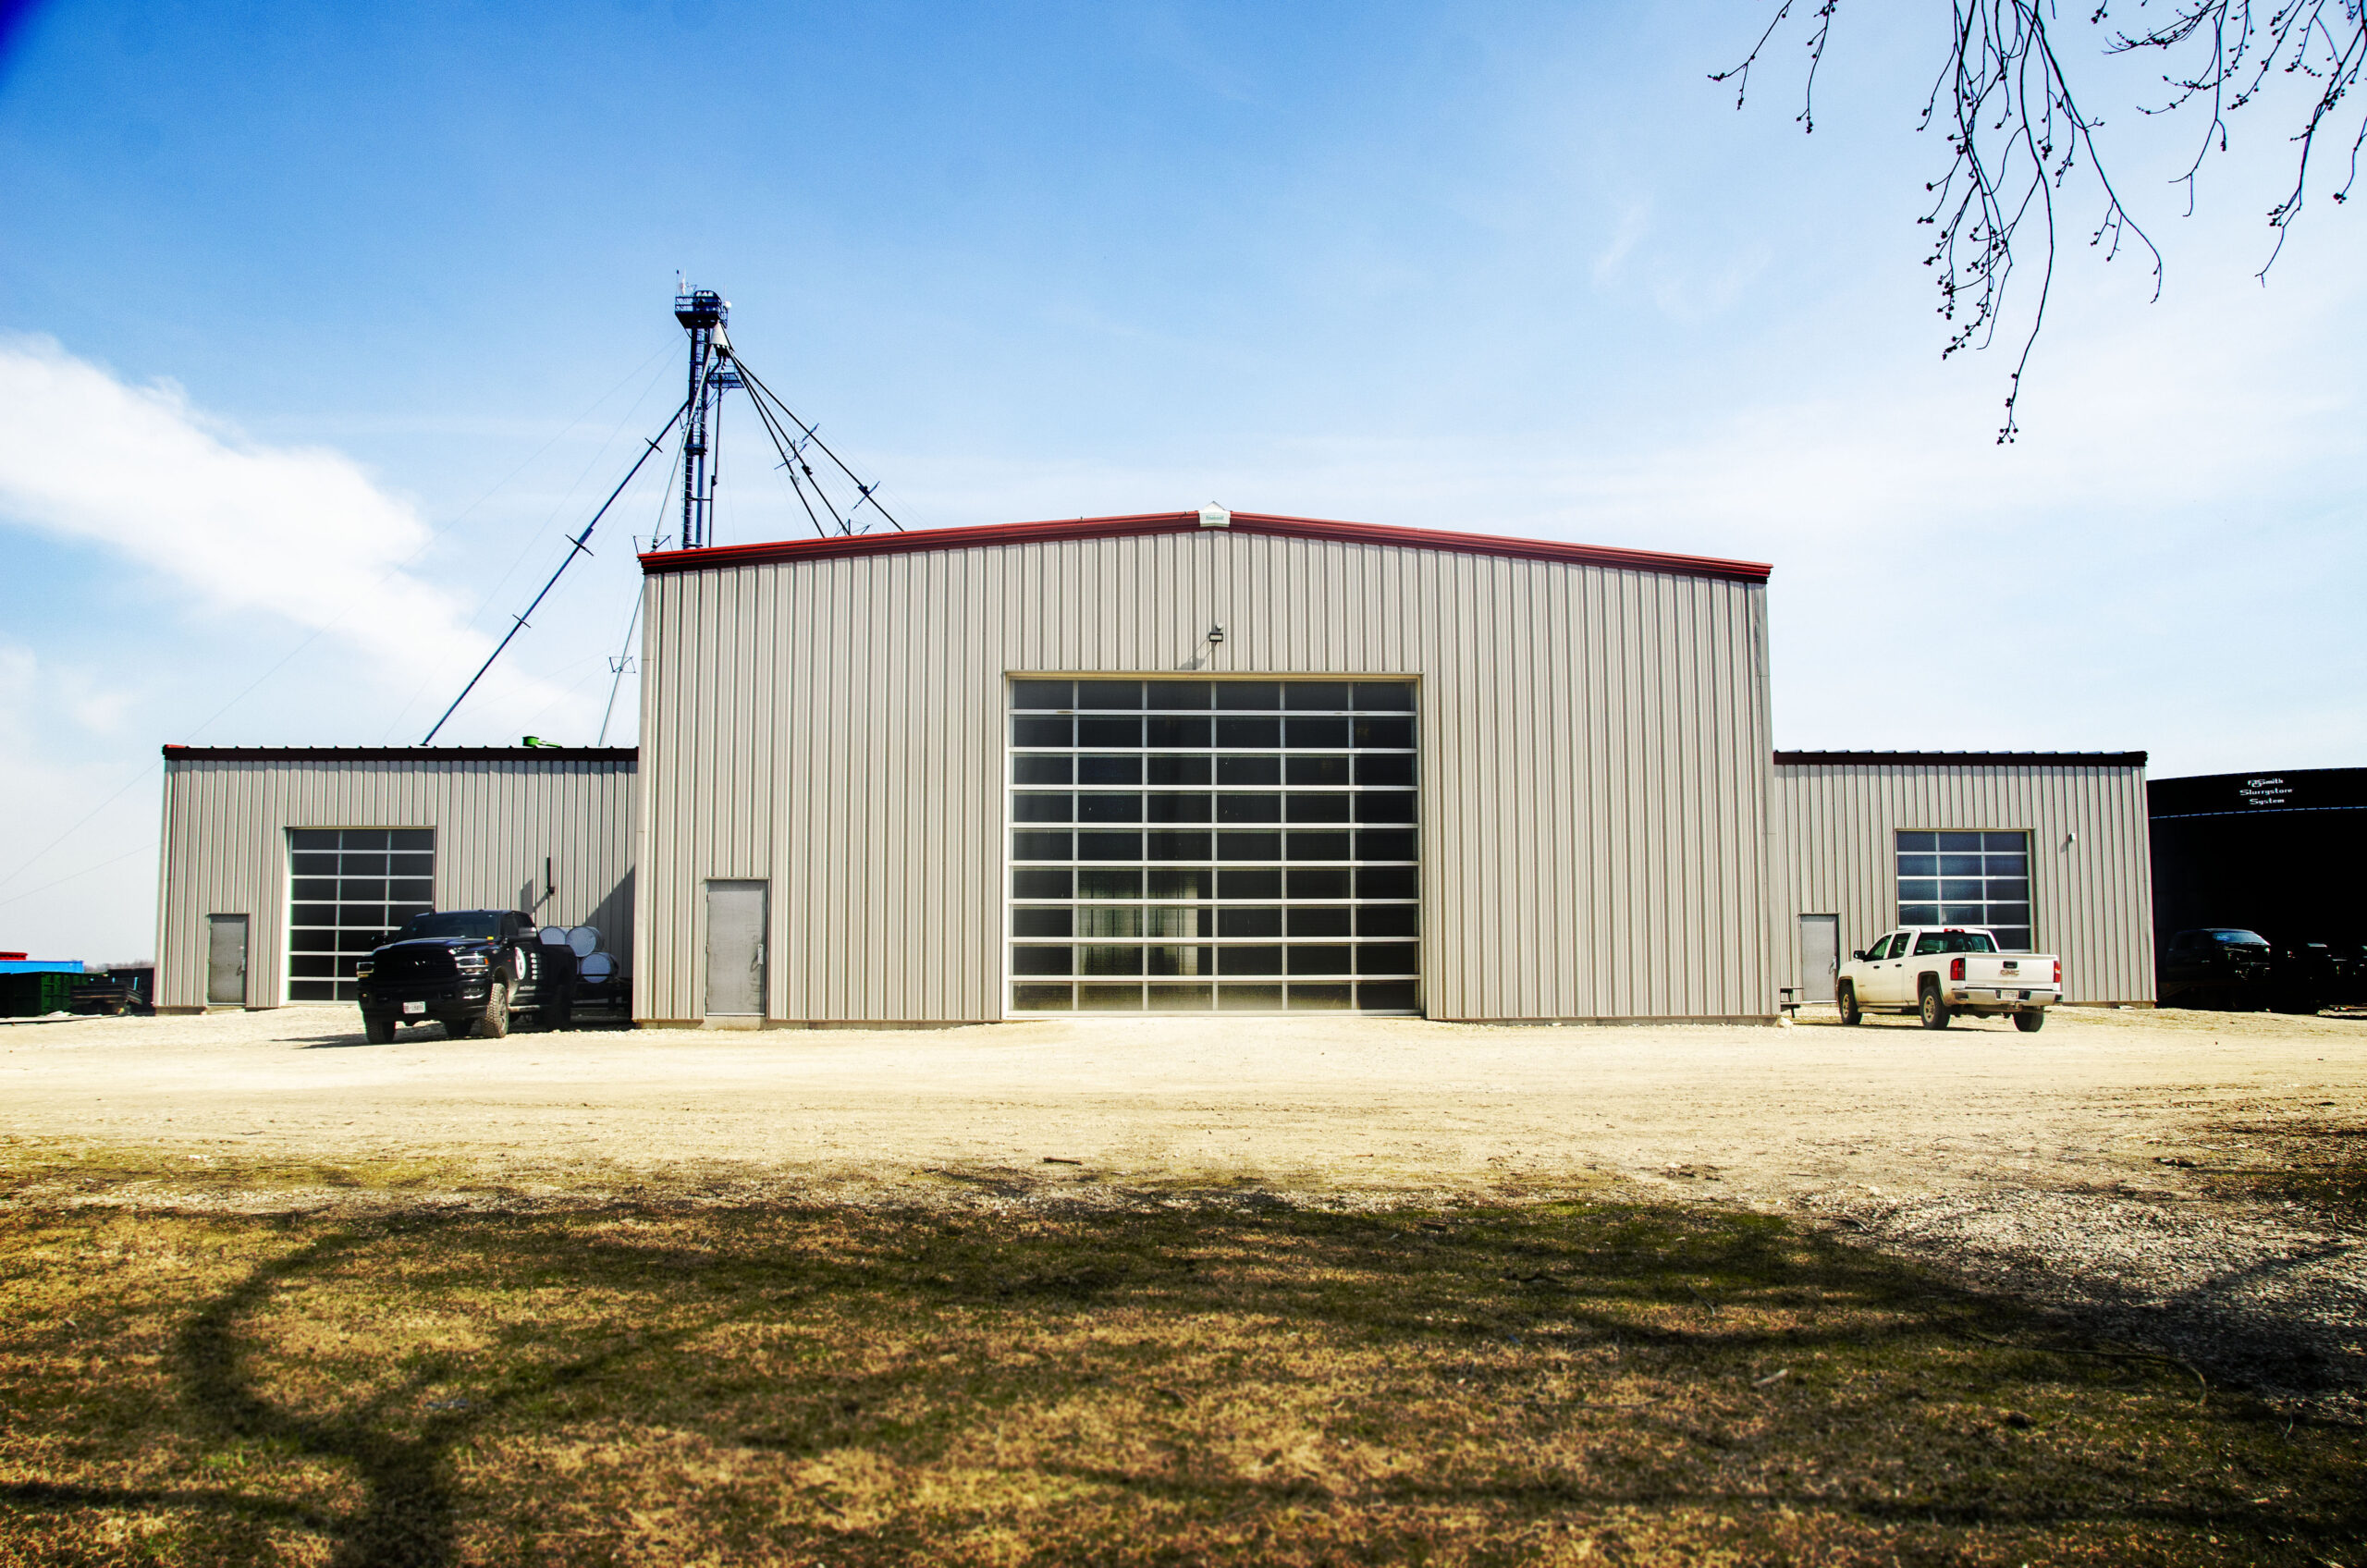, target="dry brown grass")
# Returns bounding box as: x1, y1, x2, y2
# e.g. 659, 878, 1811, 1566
1, 1160, 2360, 1566
2187, 1118, 2367, 1229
